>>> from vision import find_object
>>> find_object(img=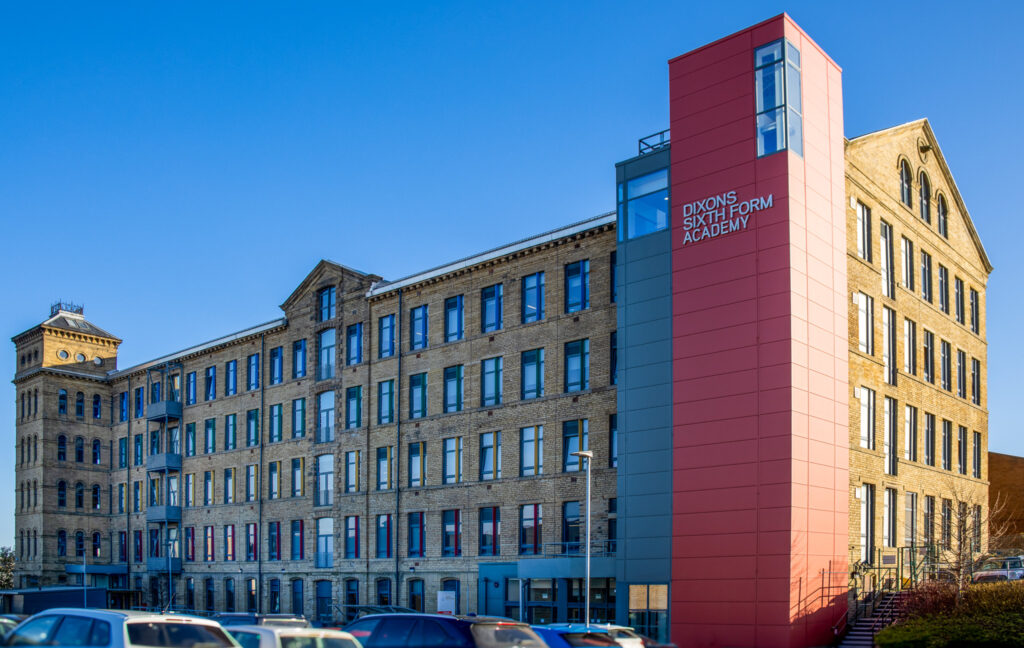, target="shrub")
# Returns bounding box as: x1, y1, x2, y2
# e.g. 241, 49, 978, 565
876, 613, 1024, 648
901, 581, 957, 618
900, 581, 1024, 619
